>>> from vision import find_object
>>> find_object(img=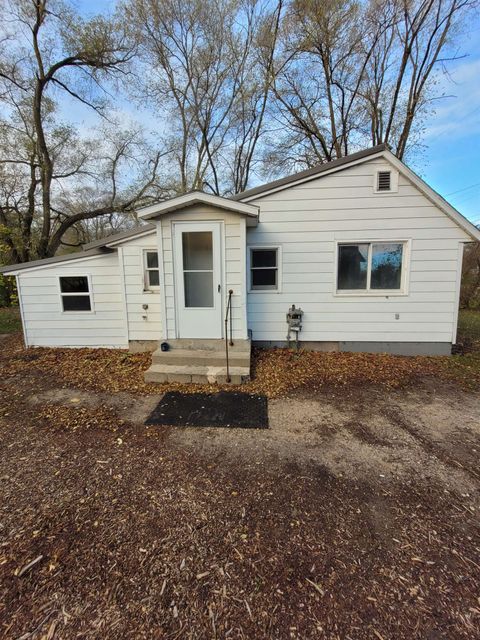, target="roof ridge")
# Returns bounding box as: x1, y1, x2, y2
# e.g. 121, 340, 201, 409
233, 144, 388, 201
